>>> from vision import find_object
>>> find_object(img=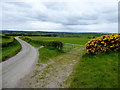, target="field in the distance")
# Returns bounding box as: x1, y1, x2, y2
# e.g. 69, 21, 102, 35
28, 36, 89, 45
27, 34, 102, 45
